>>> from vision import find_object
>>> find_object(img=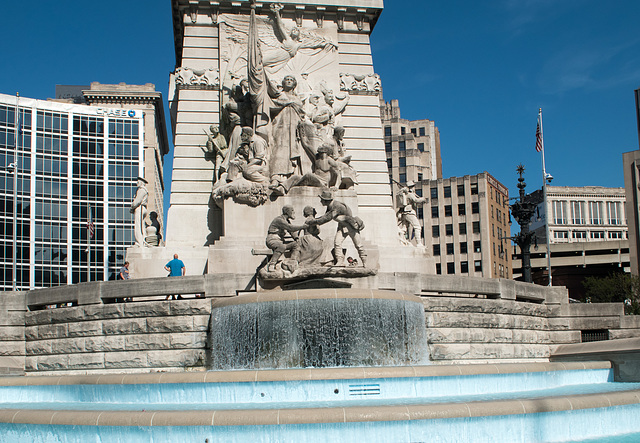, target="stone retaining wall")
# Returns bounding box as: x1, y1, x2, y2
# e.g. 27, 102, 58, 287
2, 275, 640, 374
23, 300, 210, 375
